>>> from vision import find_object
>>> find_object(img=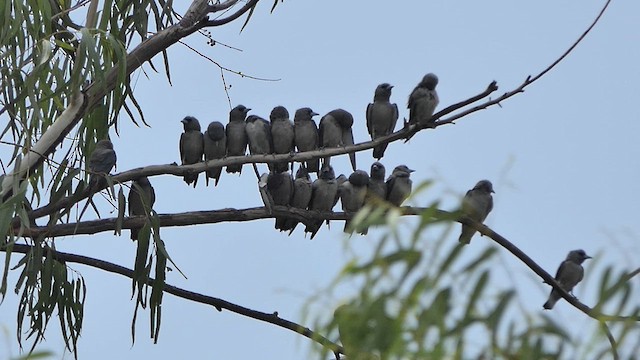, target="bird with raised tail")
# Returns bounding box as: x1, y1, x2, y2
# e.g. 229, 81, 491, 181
458, 179, 494, 244
367, 83, 398, 159
408, 73, 439, 126
179, 116, 204, 187
543, 249, 591, 310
